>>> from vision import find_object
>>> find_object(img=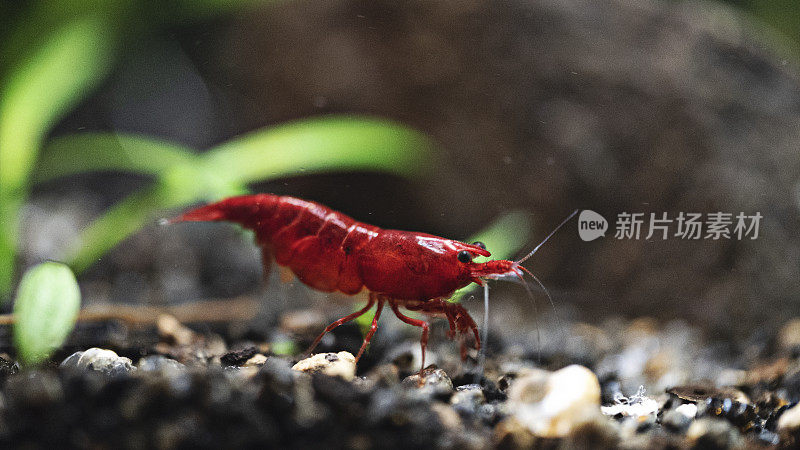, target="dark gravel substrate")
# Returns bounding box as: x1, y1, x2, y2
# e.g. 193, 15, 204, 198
3, 309, 800, 449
